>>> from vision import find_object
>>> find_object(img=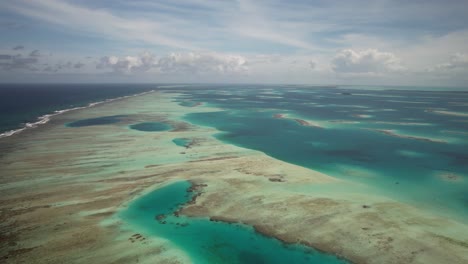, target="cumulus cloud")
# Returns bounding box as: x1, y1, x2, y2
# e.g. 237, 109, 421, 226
97, 52, 156, 74
432, 53, 468, 71
156, 52, 247, 75
332, 49, 404, 74
97, 52, 248, 75
12, 45, 24, 50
